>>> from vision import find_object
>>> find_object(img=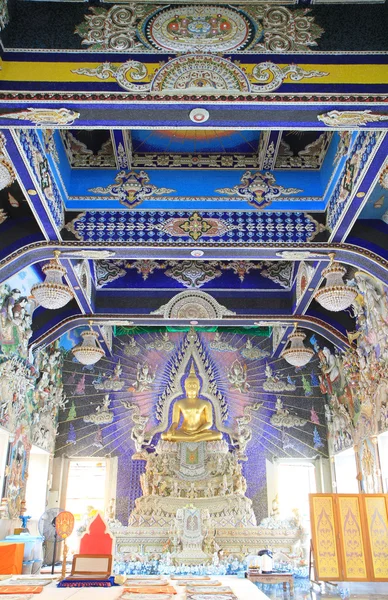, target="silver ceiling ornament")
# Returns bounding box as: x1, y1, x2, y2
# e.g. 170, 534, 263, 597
314, 253, 358, 312
72, 321, 105, 366
281, 324, 314, 367
31, 251, 74, 310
